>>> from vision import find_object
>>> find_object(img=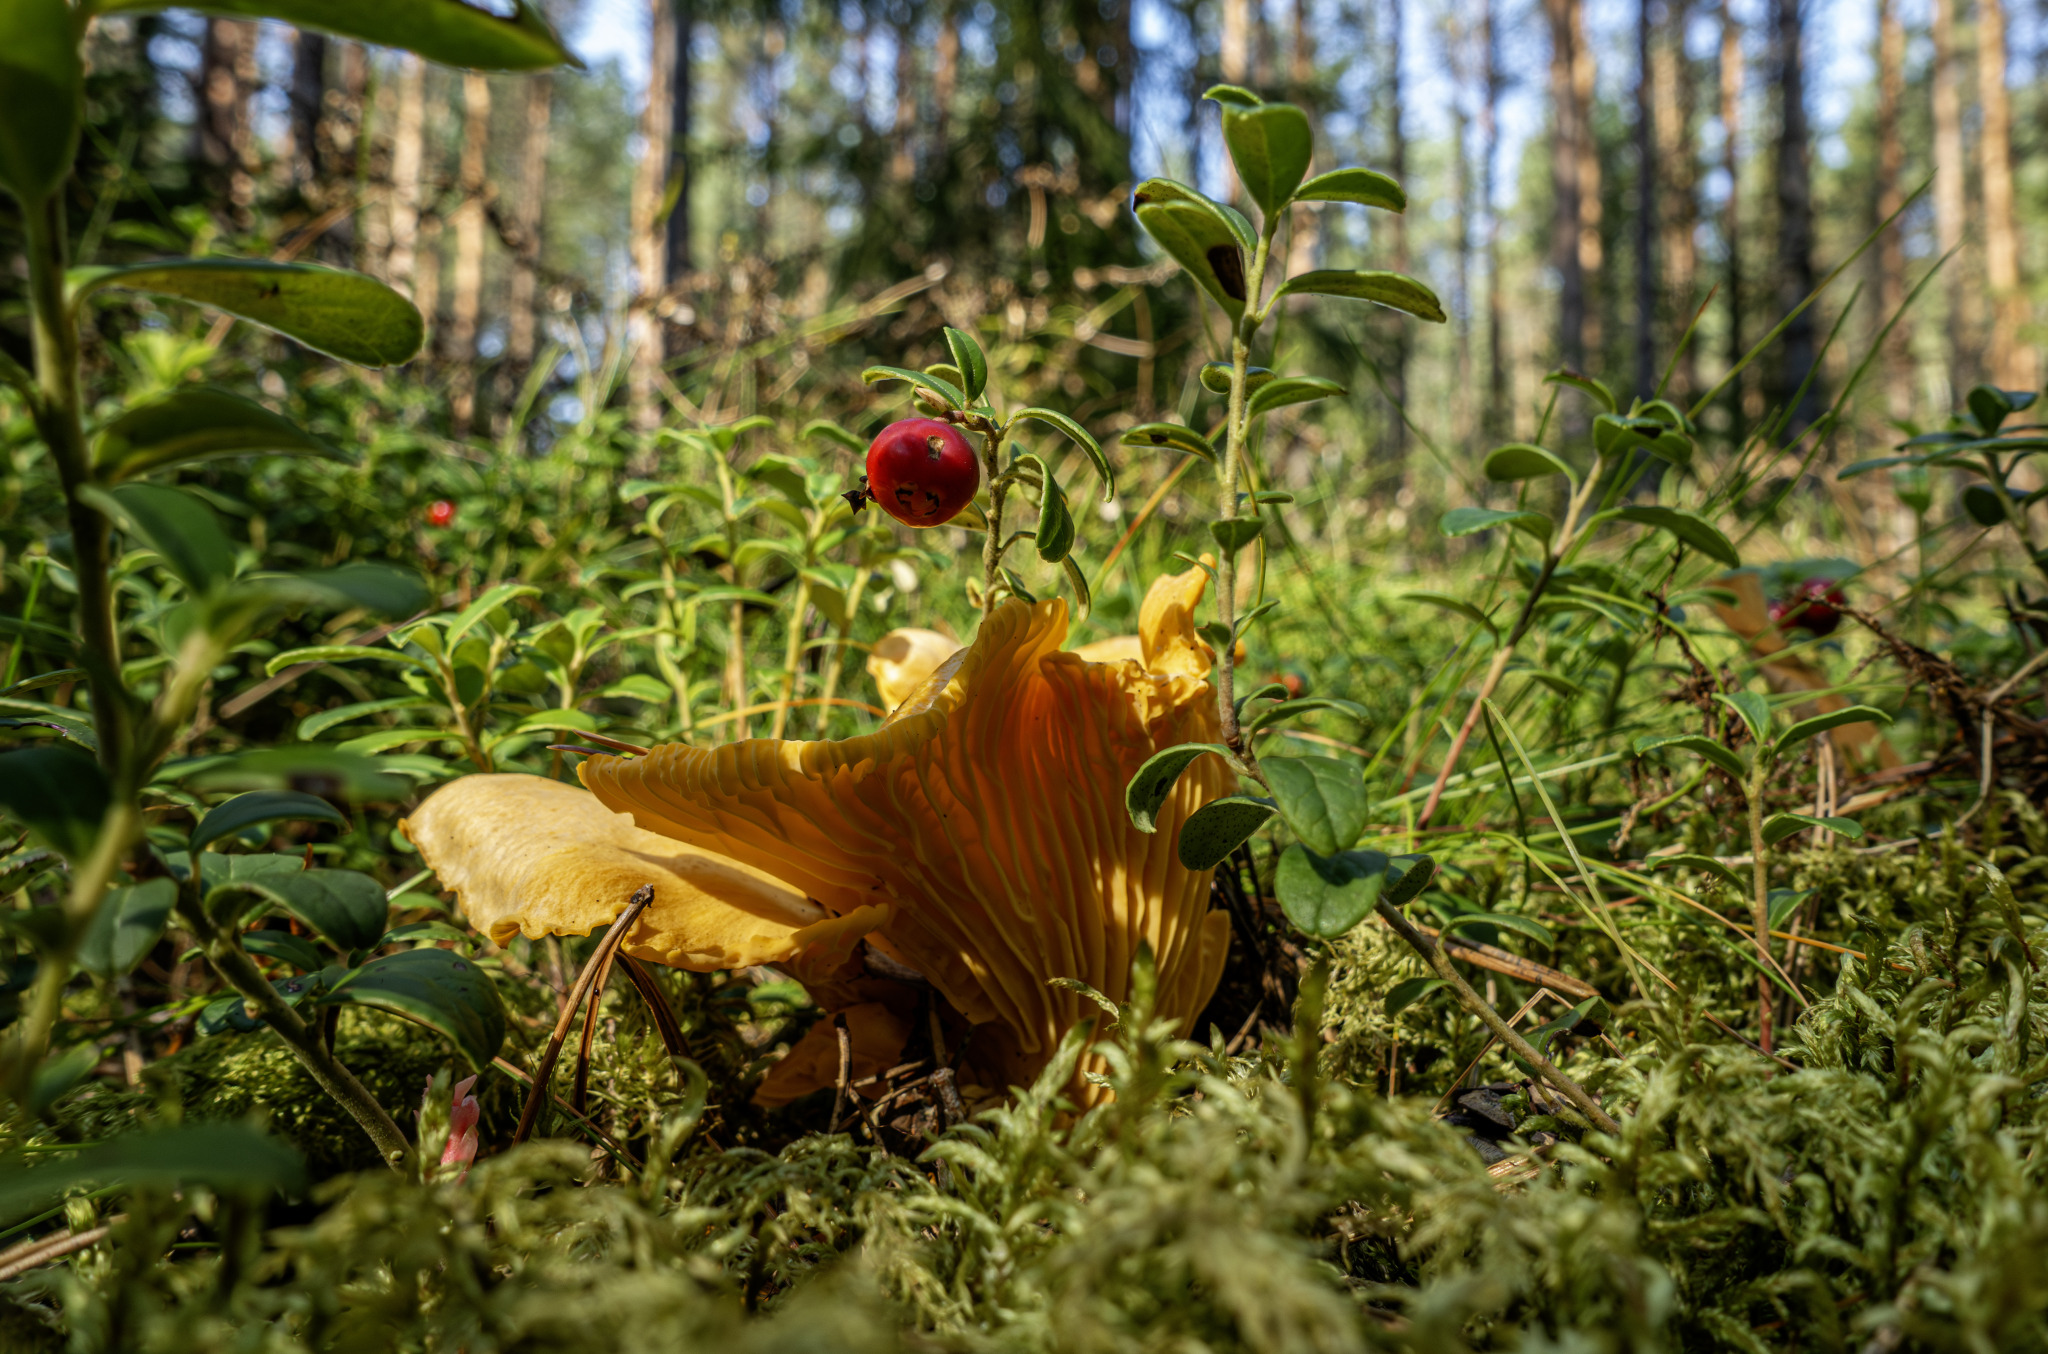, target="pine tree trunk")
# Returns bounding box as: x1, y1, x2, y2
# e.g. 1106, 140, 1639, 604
1388, 0, 1409, 455
1977, 0, 2032, 388
1634, 0, 1656, 399
1720, 0, 1744, 432
1931, 0, 1970, 389
289, 31, 327, 195
1447, 11, 1472, 445
630, 0, 676, 432
387, 54, 434, 344
1546, 0, 1587, 370
508, 73, 552, 369
1770, 0, 1820, 431
1874, 0, 1910, 418
1483, 0, 1506, 435
448, 72, 492, 438
1654, 0, 1698, 398
665, 0, 692, 282
1573, 0, 1602, 363
1221, 0, 1251, 206
1284, 0, 1320, 281
197, 18, 260, 226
